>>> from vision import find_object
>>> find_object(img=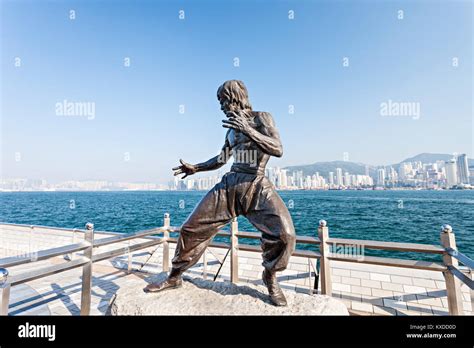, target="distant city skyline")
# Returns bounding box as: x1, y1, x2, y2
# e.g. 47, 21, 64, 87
1, 1, 472, 183
2, 152, 472, 191
170, 153, 473, 191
